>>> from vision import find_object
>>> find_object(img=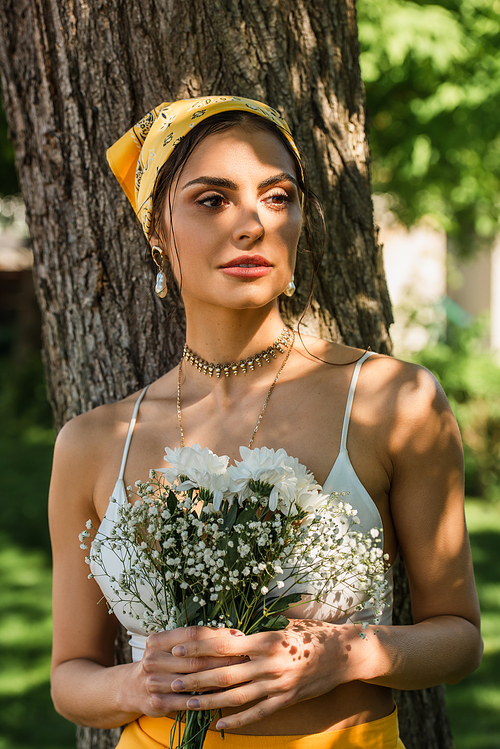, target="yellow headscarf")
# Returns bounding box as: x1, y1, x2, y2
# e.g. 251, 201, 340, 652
107, 96, 302, 237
